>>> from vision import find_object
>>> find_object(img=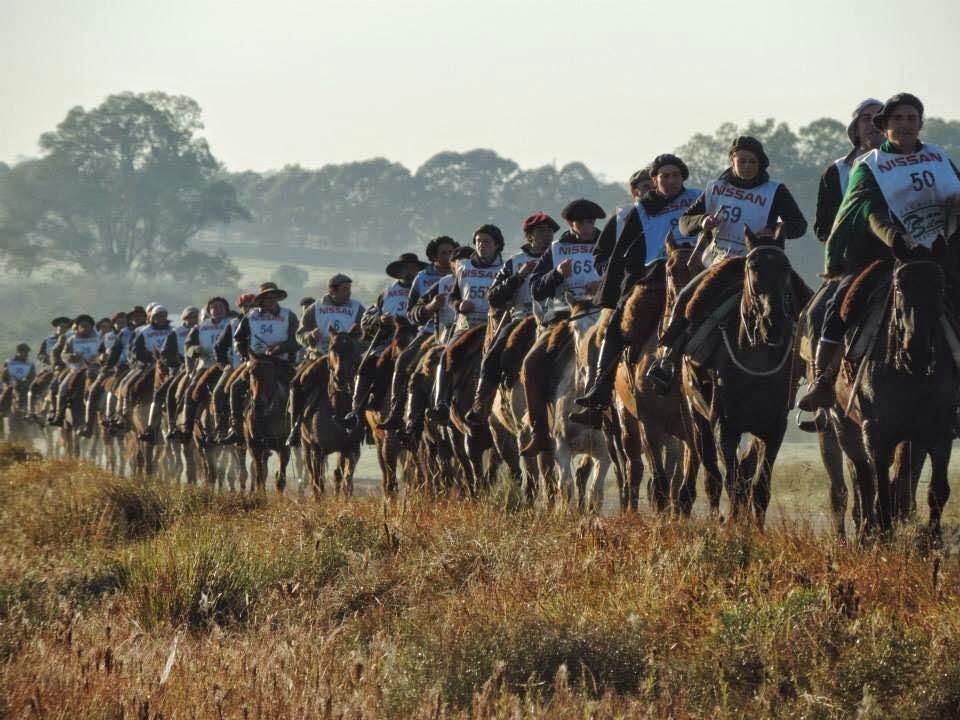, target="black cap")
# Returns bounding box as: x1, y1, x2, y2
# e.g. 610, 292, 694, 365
561, 198, 606, 222
728, 136, 770, 171
650, 154, 689, 180
873, 92, 924, 129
